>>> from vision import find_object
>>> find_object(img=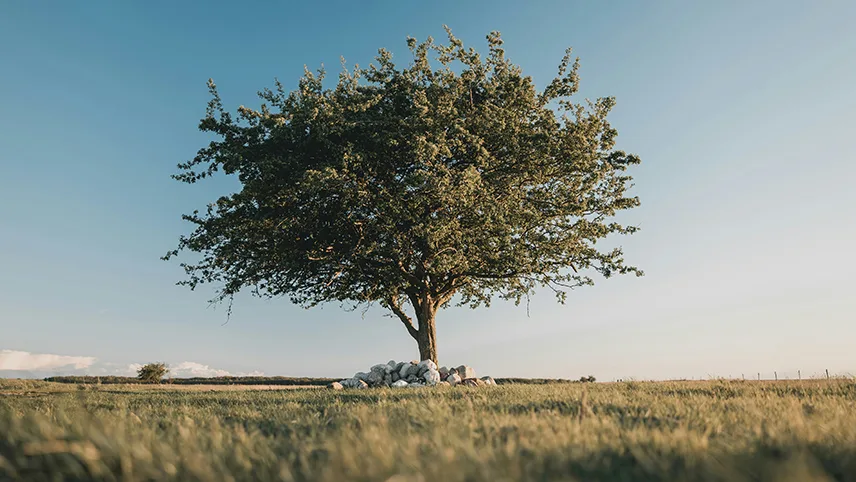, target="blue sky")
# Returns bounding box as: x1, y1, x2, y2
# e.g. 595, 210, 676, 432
1, 1, 854, 380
